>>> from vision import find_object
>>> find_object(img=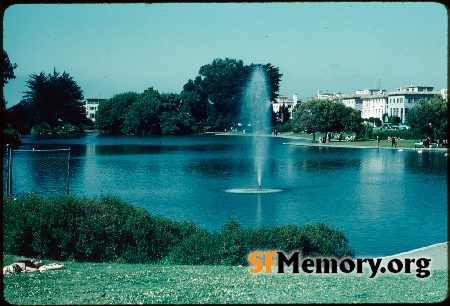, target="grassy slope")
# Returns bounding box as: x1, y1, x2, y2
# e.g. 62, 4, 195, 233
3, 254, 448, 304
